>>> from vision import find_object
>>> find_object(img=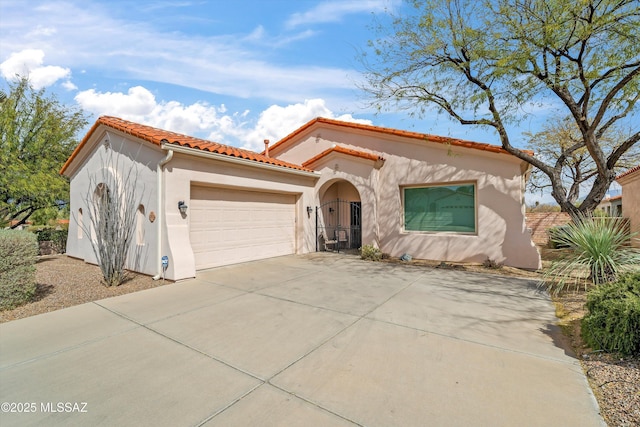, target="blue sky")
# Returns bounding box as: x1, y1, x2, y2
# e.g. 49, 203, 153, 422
1, 0, 401, 149
1, 0, 625, 203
